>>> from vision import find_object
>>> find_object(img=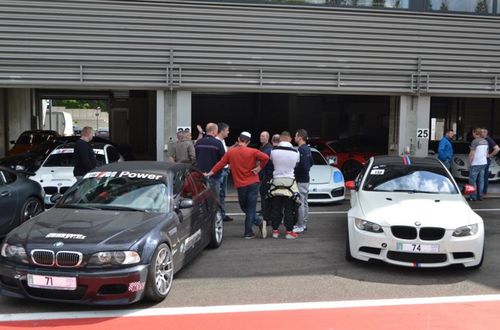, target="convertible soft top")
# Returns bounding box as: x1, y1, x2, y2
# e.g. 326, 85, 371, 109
94, 160, 190, 177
